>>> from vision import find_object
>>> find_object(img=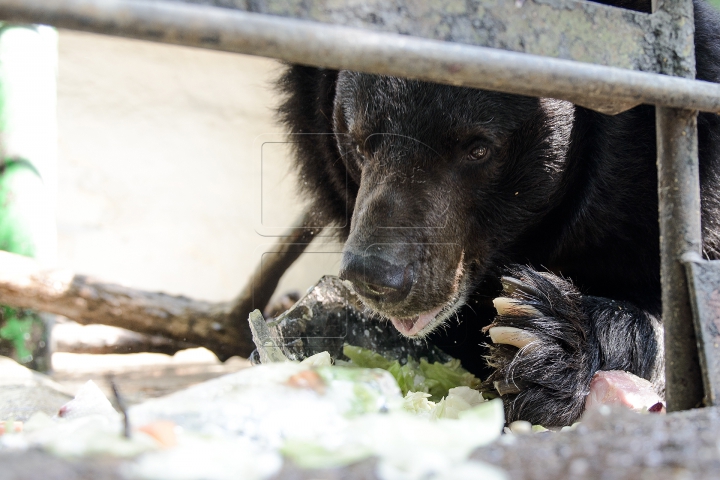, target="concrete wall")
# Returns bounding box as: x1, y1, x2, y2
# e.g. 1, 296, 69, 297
56, 30, 341, 304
